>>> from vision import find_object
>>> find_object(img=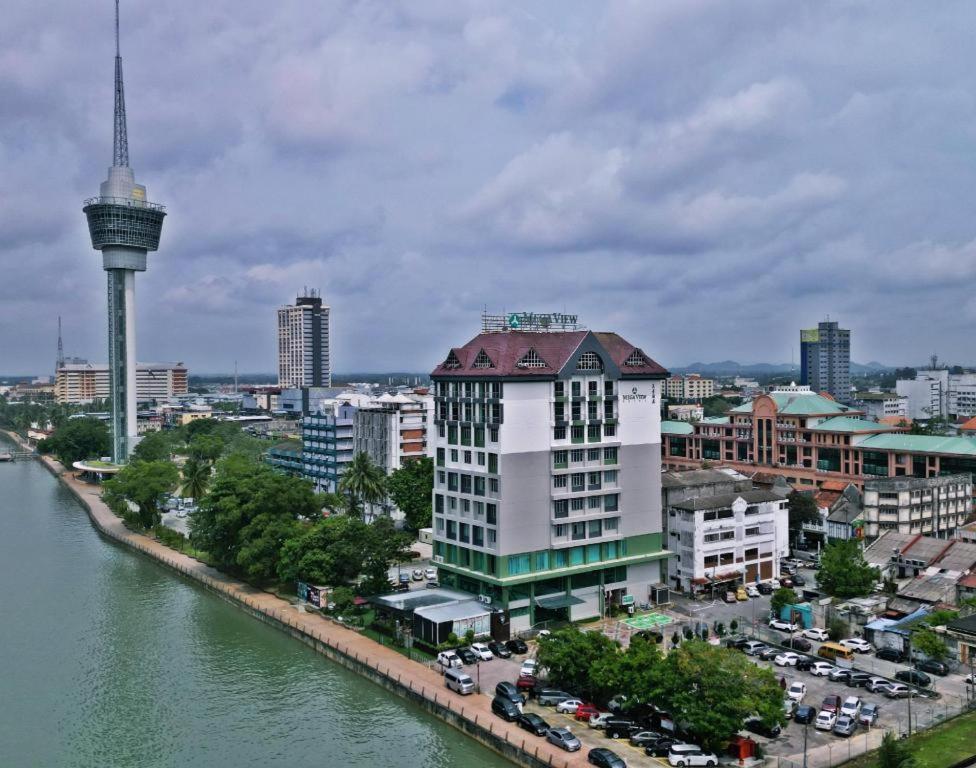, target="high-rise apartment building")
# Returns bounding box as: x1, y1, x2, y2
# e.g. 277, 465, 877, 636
665, 374, 715, 401
56, 361, 188, 404
429, 316, 671, 633
800, 320, 851, 403
277, 290, 331, 388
